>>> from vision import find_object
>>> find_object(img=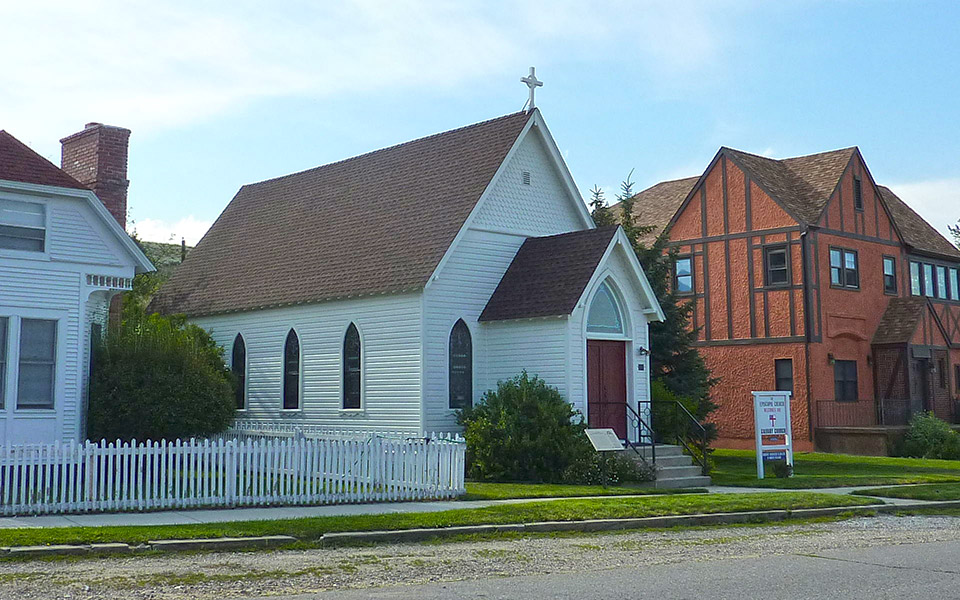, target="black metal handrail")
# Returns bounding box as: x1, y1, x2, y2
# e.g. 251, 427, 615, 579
650, 400, 709, 476
590, 401, 656, 471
